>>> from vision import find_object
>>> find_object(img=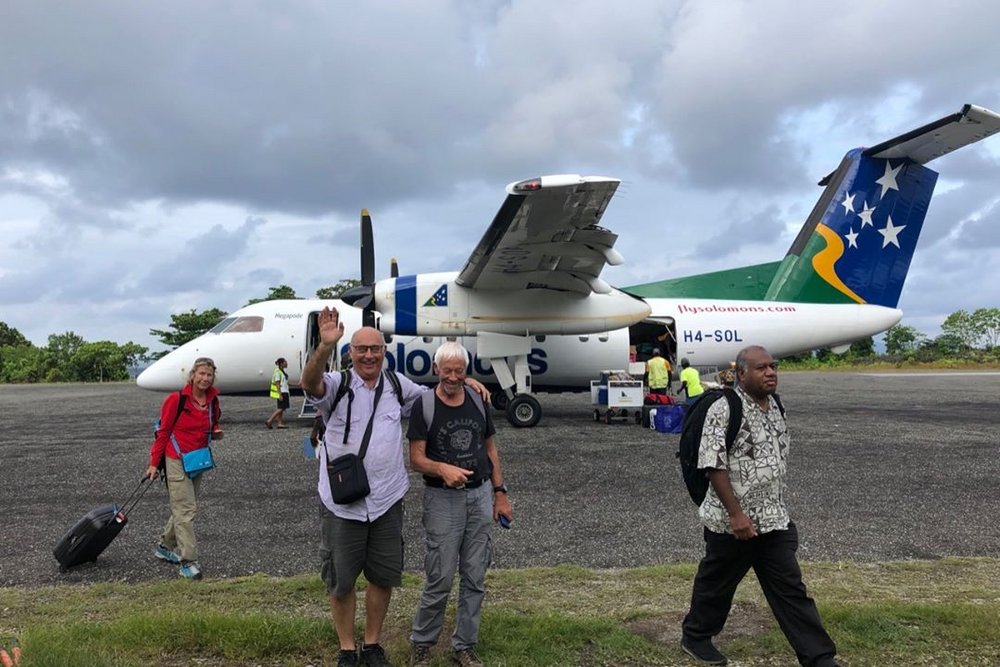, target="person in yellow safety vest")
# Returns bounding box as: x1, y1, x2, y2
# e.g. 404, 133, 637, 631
678, 357, 704, 405
646, 348, 672, 394
265, 358, 290, 429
